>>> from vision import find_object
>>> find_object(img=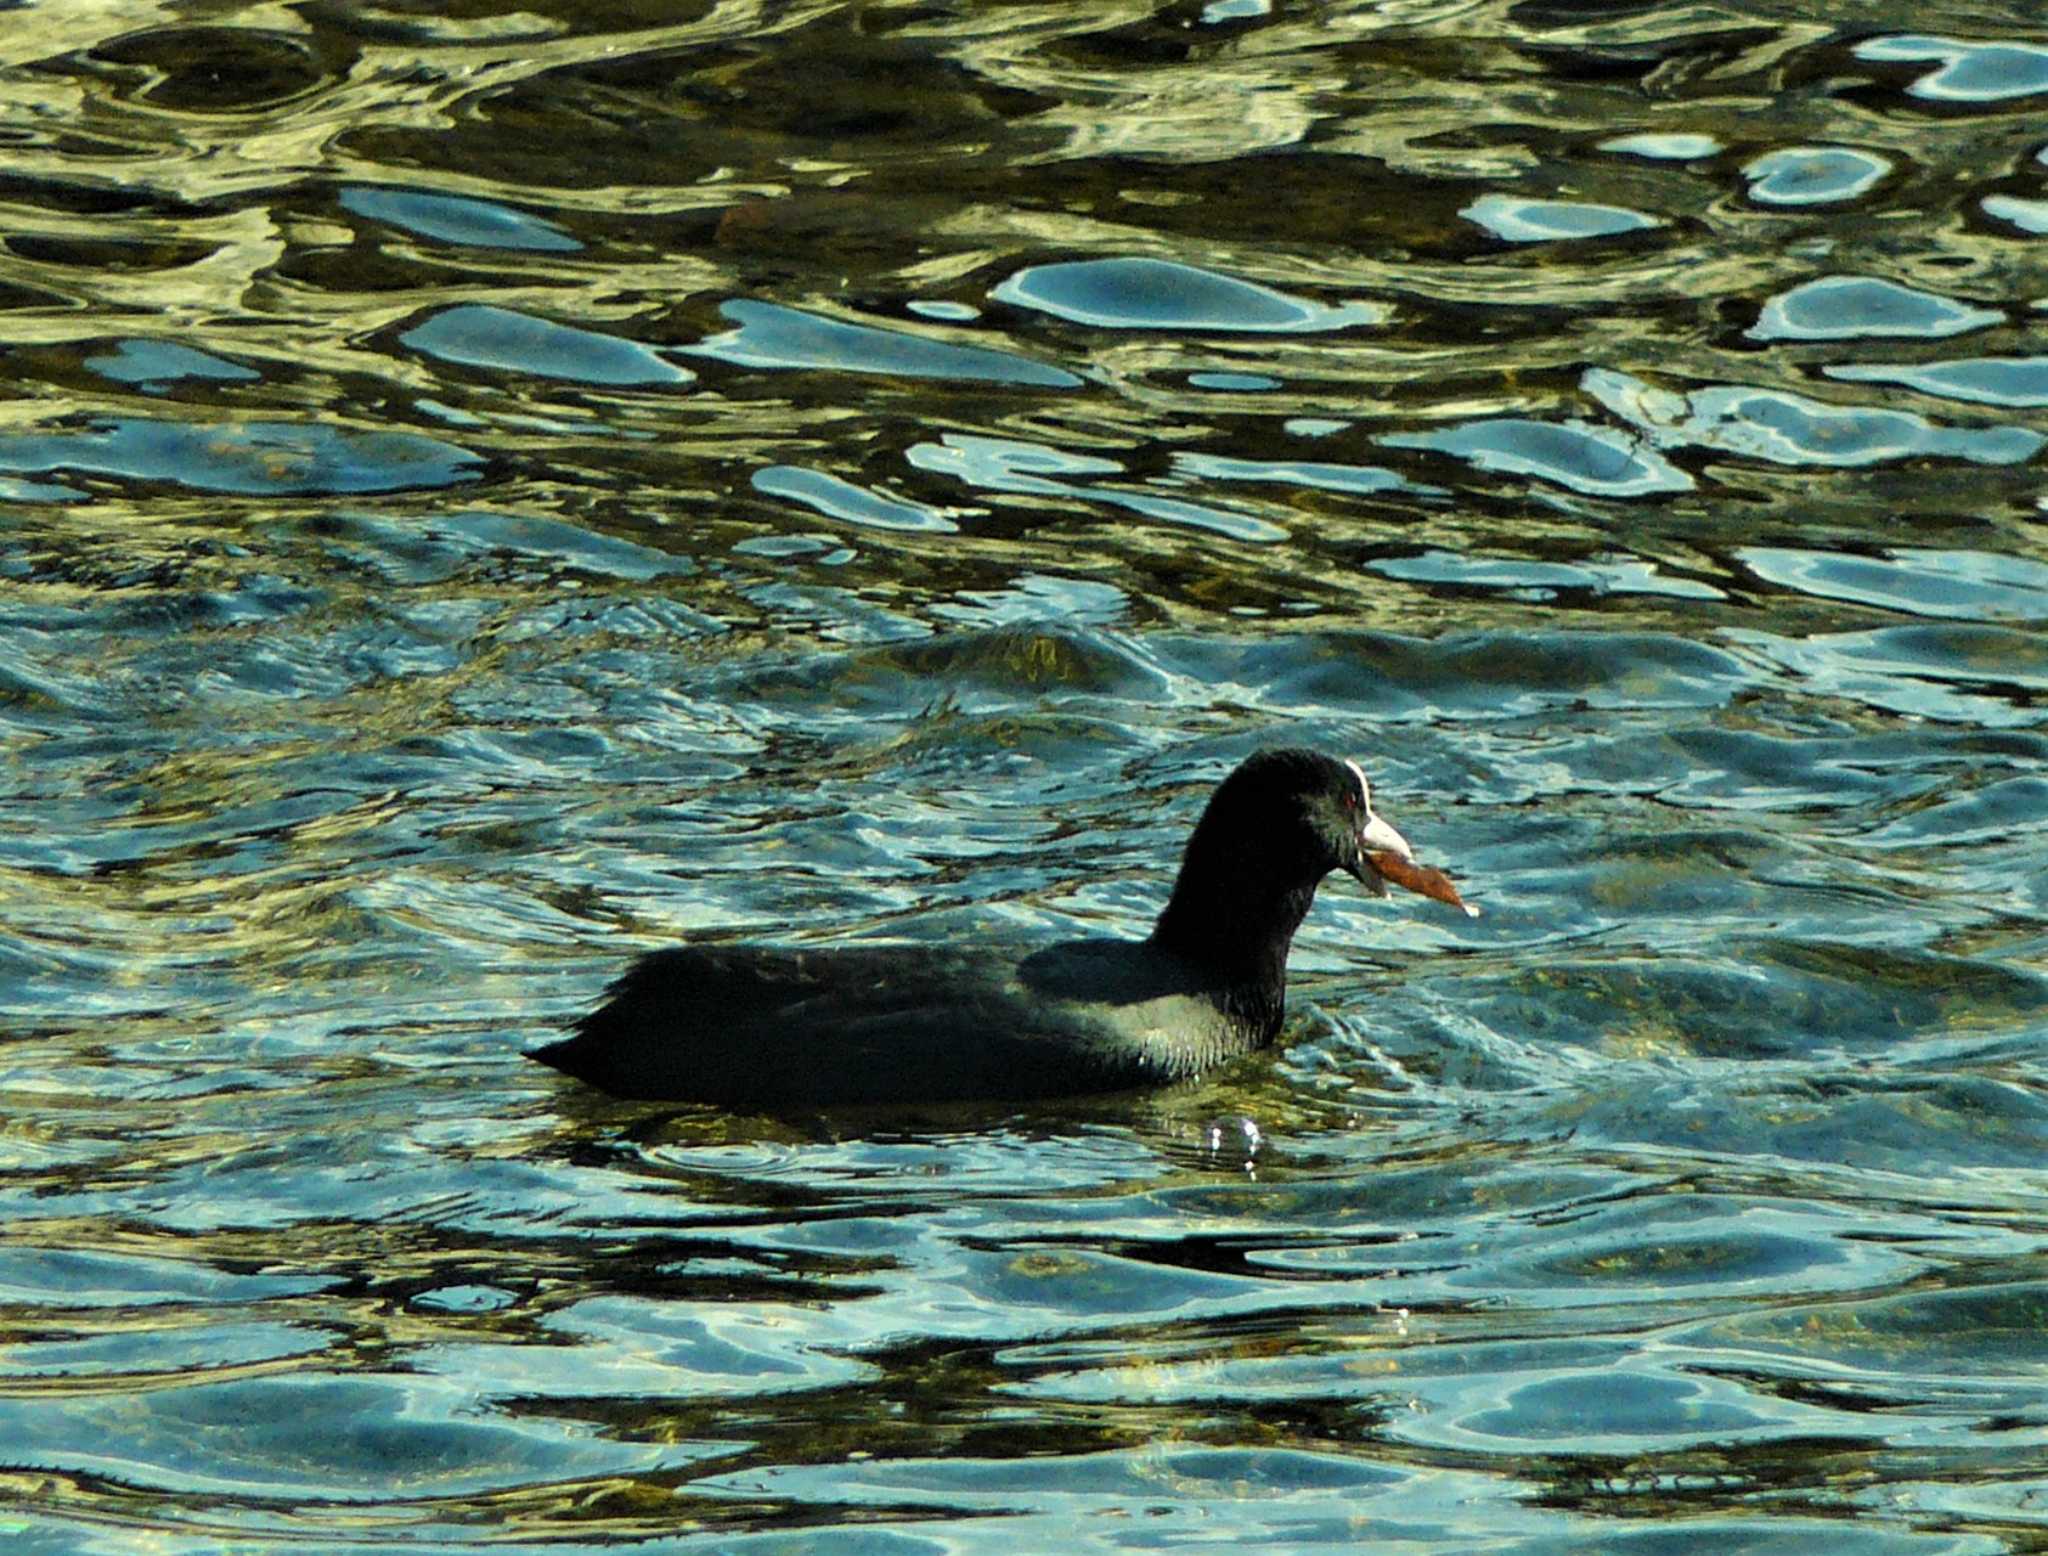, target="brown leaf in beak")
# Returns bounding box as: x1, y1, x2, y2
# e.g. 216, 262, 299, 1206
1368, 851, 1479, 918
